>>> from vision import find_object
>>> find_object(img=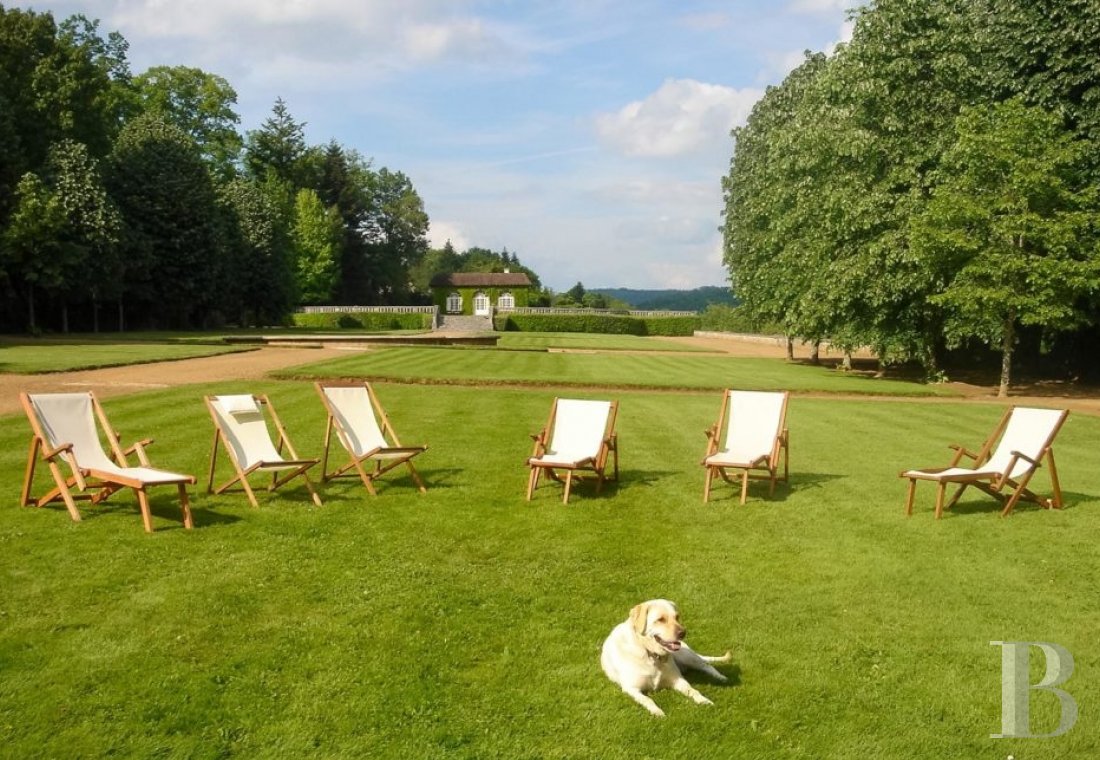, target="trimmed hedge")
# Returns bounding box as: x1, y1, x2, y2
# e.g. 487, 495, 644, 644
494, 312, 699, 336
292, 311, 433, 330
